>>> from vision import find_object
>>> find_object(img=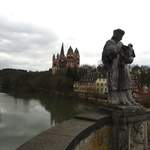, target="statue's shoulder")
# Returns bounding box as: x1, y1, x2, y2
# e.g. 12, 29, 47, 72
105, 39, 116, 46
104, 40, 116, 51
